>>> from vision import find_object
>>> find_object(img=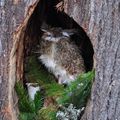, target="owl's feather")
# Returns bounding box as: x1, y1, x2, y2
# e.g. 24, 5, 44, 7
39, 27, 85, 84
